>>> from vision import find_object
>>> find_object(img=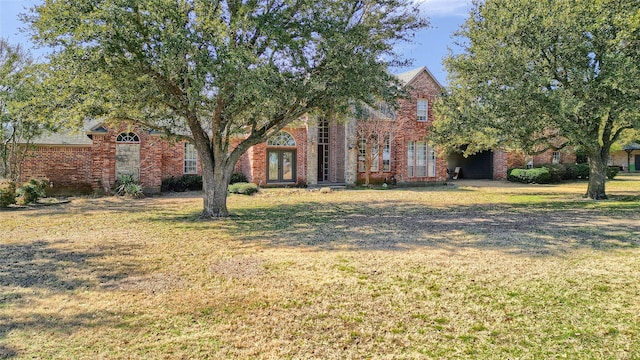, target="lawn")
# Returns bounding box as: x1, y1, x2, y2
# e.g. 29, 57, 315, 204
1, 175, 639, 359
